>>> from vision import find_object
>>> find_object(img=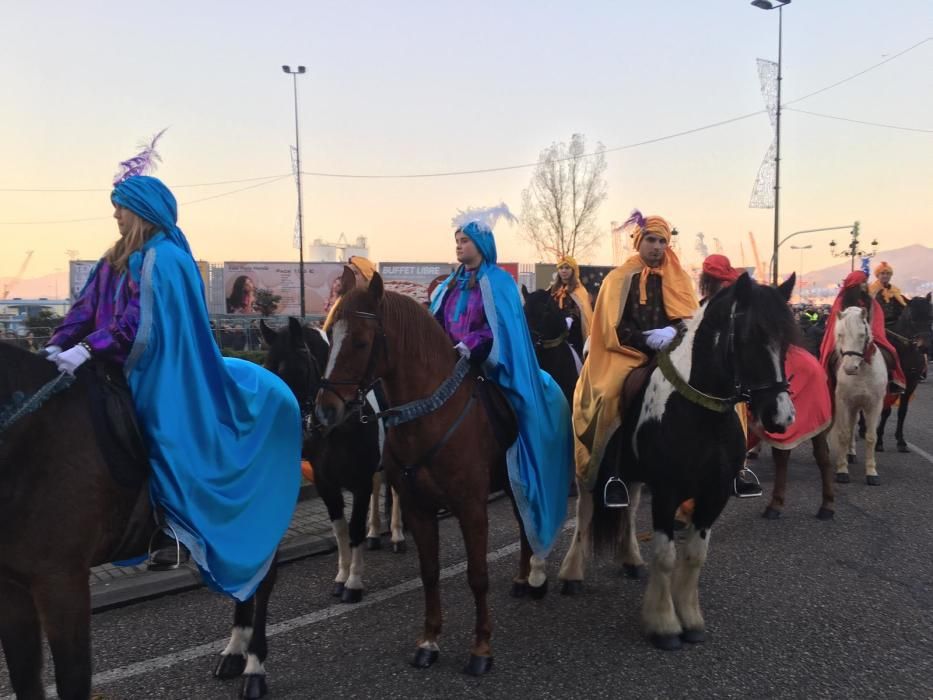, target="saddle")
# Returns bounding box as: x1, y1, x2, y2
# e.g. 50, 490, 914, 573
476, 376, 519, 449
621, 359, 657, 415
